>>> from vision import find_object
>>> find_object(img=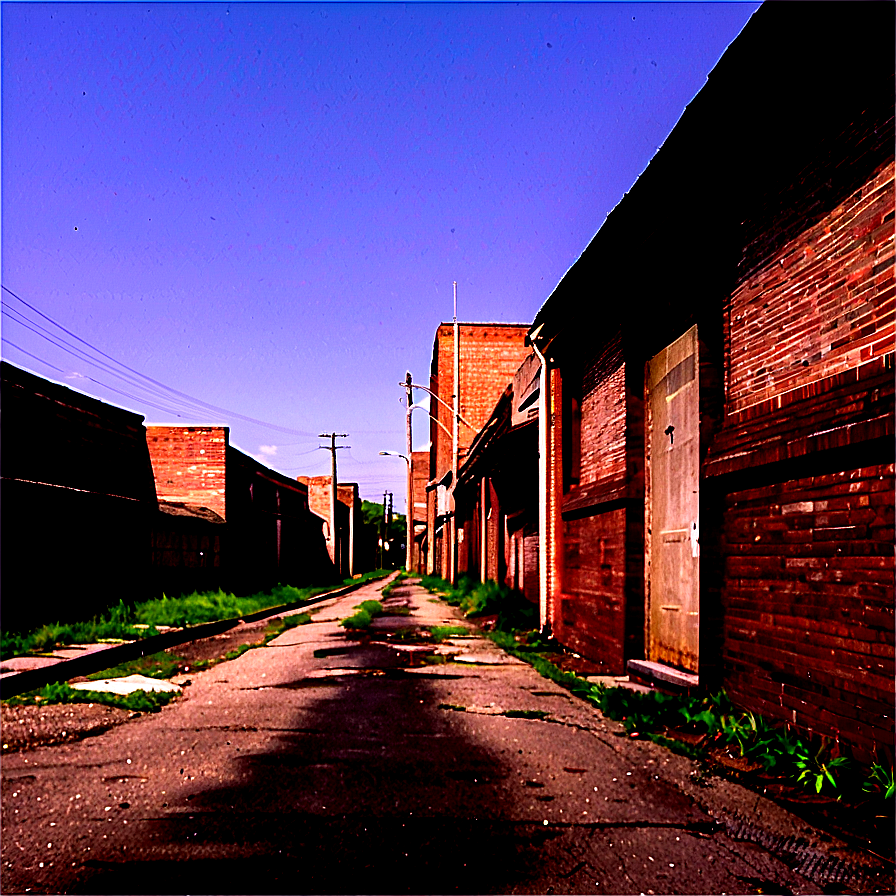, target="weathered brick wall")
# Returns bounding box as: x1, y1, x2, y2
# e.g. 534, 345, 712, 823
557, 508, 628, 672
553, 348, 634, 672
727, 159, 894, 413
580, 363, 626, 486
146, 426, 228, 520
429, 323, 530, 481
722, 463, 894, 760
